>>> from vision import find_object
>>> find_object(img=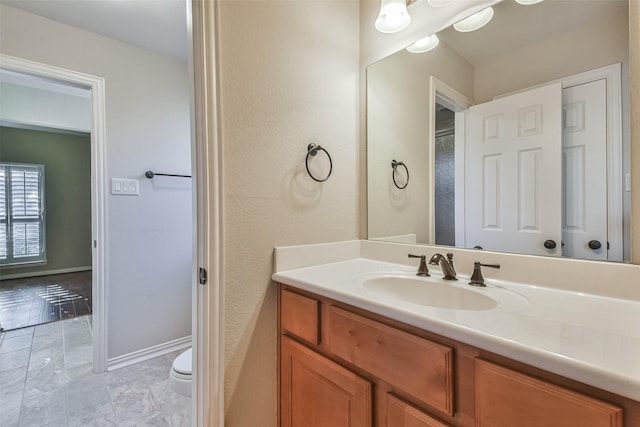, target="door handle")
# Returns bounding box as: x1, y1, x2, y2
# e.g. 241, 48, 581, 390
588, 240, 602, 250
543, 239, 557, 249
